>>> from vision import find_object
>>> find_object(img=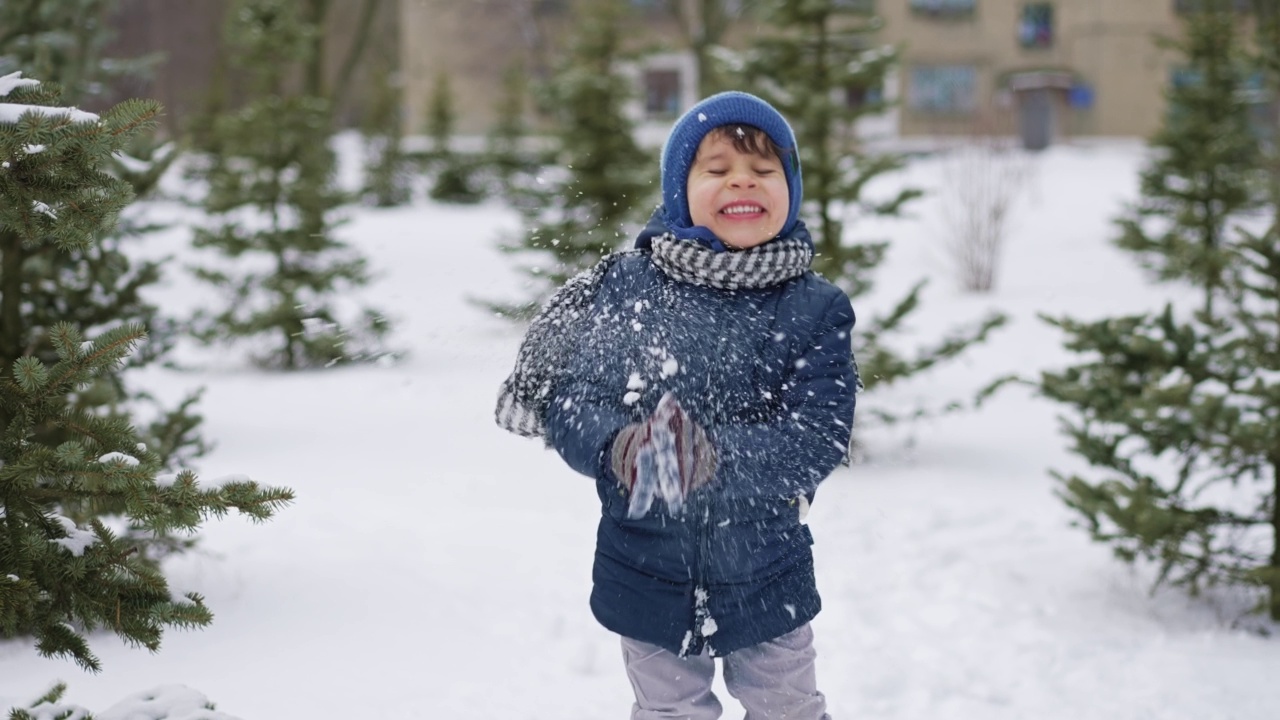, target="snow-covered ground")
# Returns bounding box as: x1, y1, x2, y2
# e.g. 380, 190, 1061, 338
2, 138, 1278, 719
